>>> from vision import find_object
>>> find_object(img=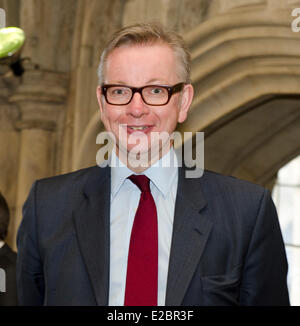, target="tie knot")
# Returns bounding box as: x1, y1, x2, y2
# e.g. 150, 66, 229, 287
128, 174, 150, 193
